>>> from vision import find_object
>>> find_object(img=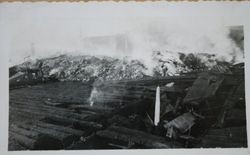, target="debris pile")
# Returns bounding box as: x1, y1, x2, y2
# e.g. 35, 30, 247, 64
80, 62, 246, 148
9, 51, 232, 89
9, 63, 247, 150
